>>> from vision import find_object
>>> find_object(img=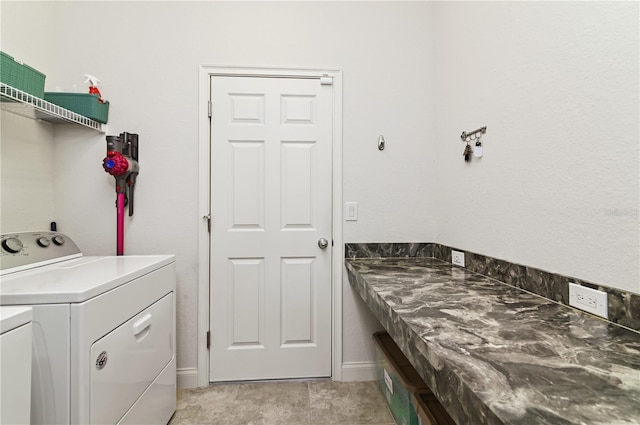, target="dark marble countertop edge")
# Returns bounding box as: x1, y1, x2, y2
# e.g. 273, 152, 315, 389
345, 259, 506, 425
345, 257, 640, 425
